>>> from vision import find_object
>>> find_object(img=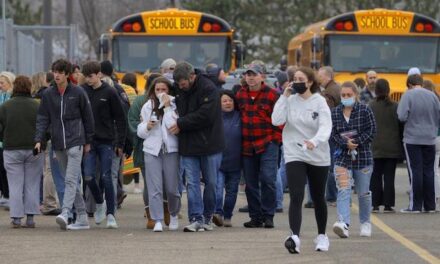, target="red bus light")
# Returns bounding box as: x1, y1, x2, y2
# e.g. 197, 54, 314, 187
424, 23, 433, 32
335, 22, 344, 31
212, 23, 221, 32
122, 23, 132, 32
